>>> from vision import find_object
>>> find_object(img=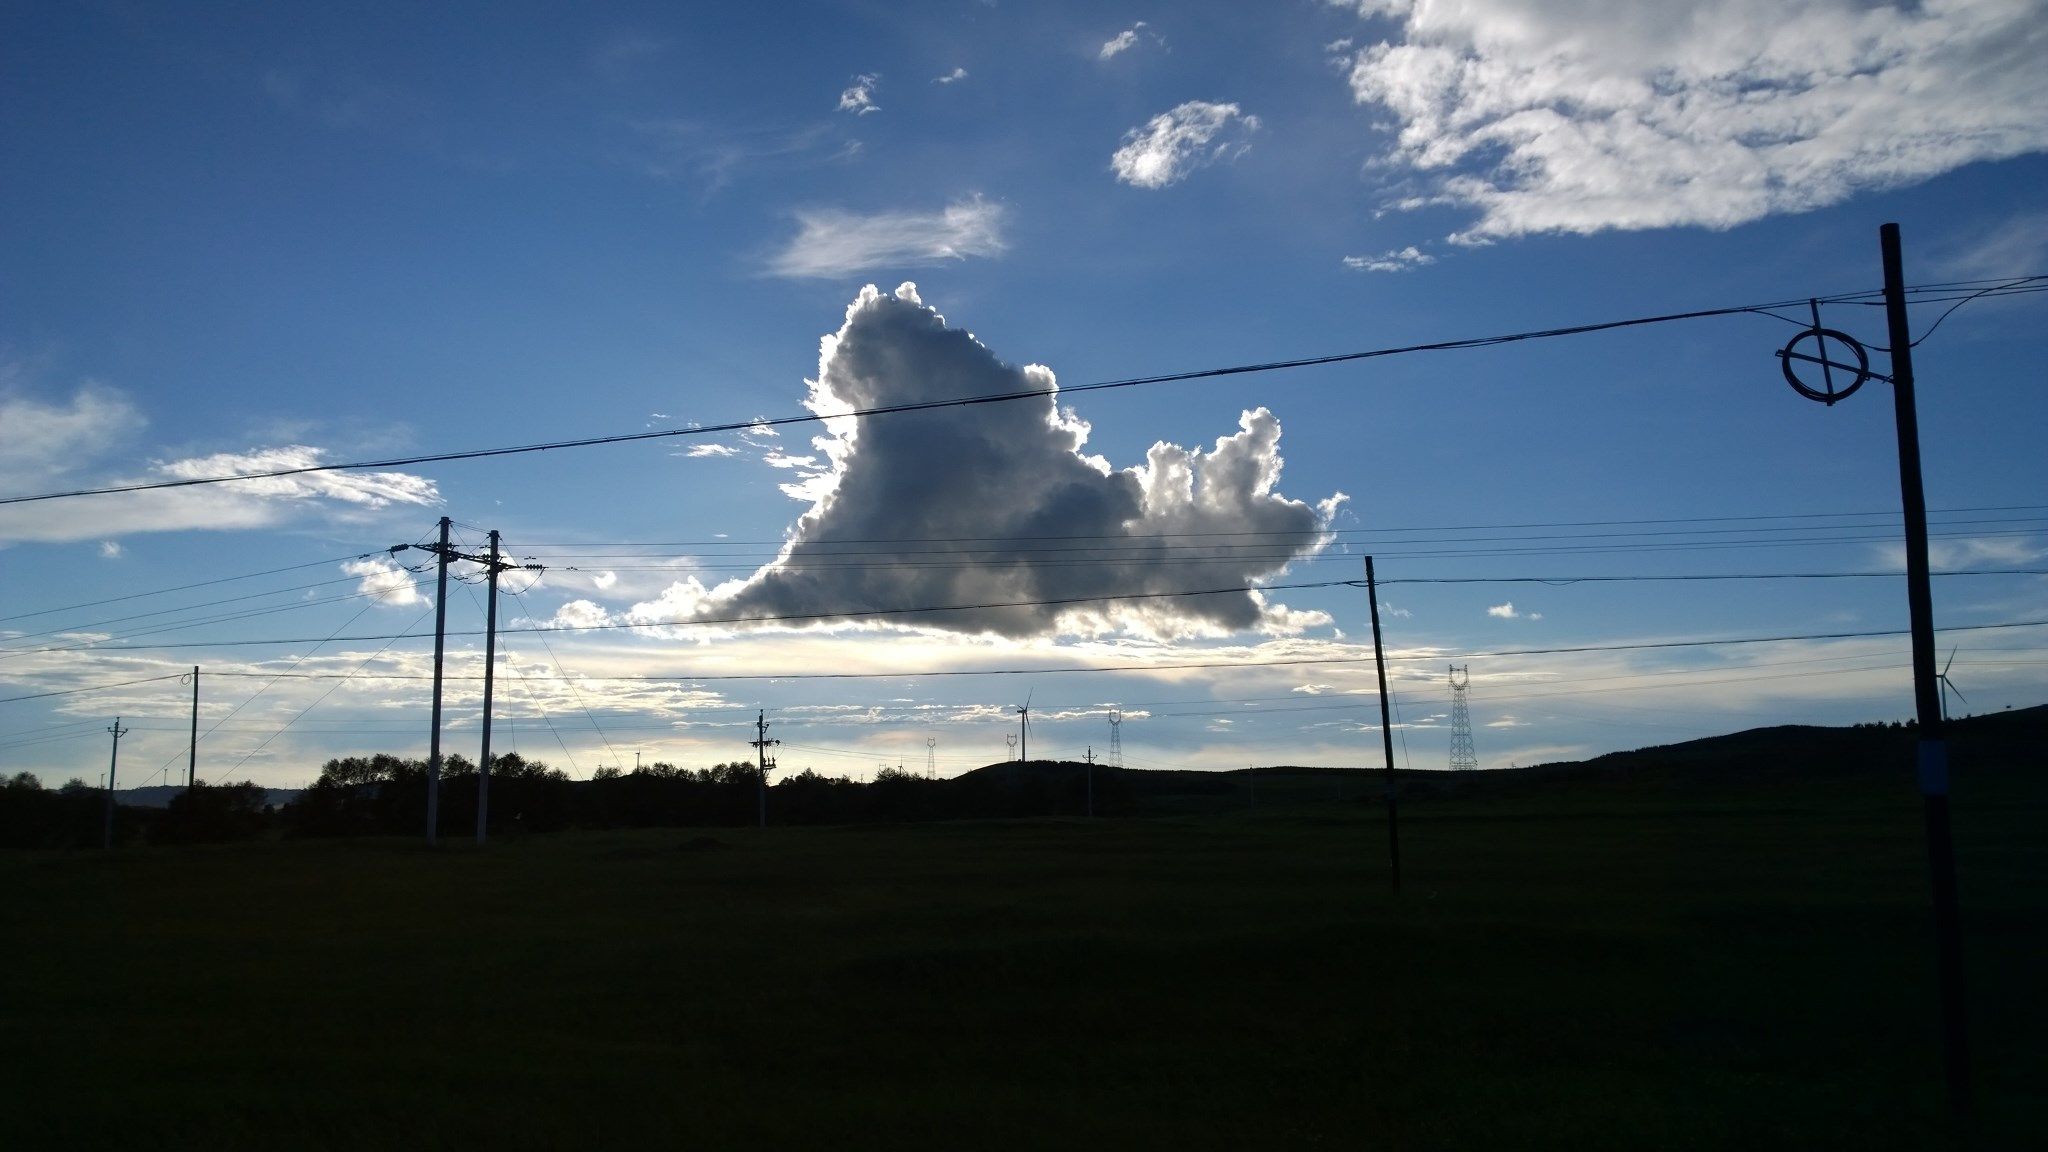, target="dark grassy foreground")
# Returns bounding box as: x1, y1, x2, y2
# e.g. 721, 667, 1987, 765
3, 761, 2042, 1150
